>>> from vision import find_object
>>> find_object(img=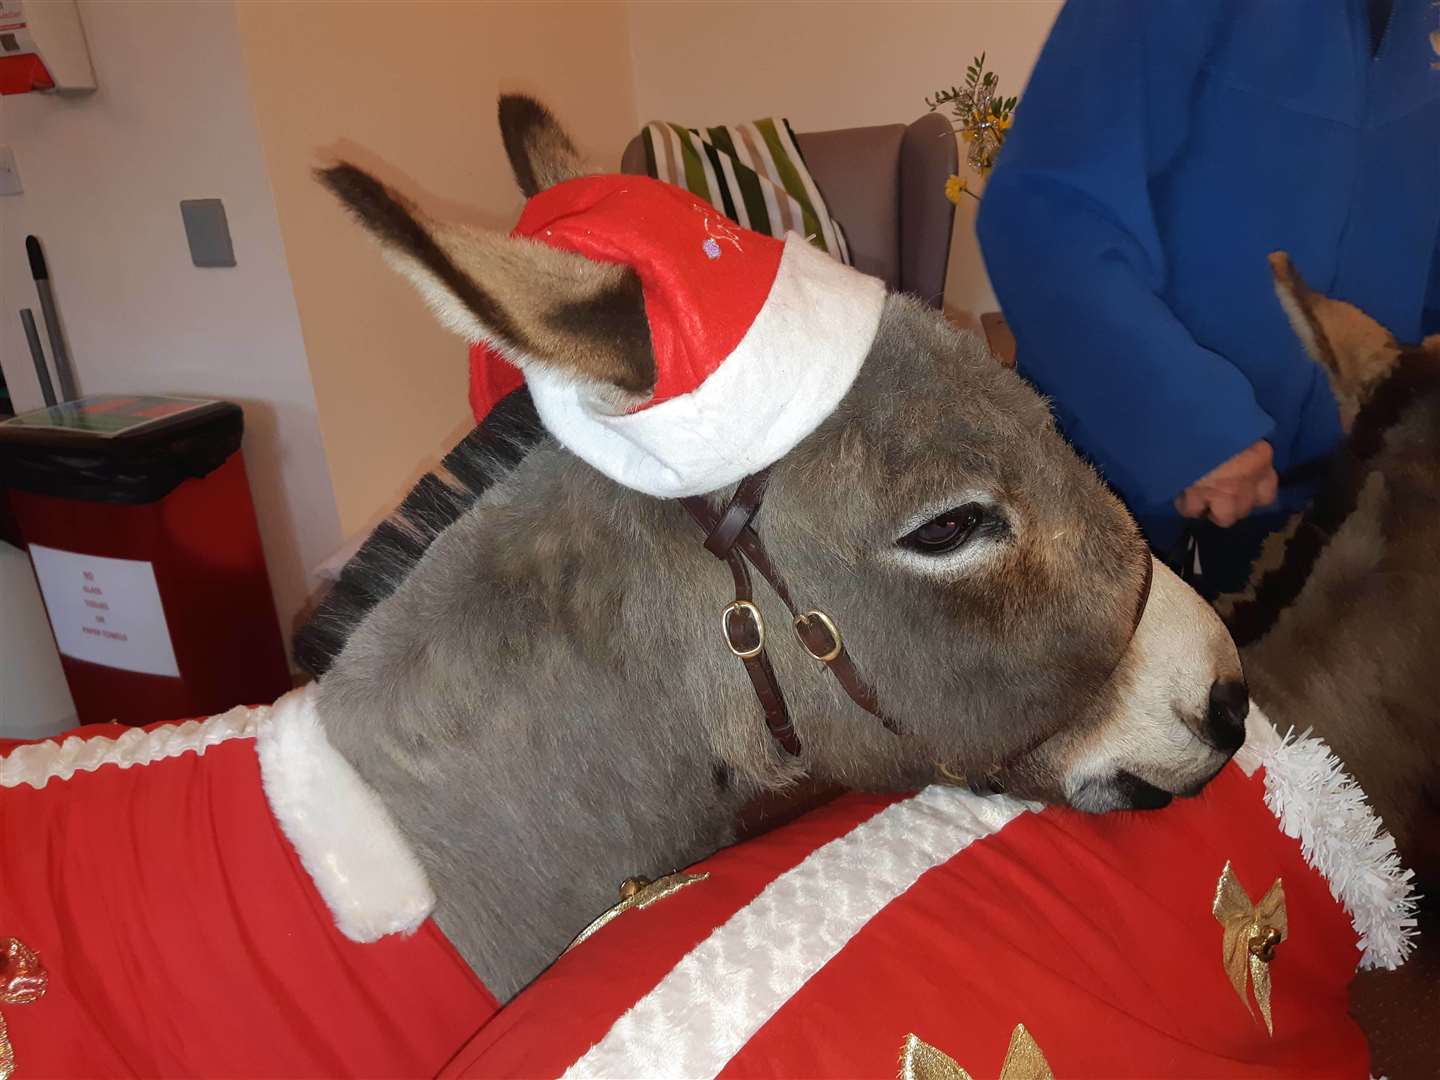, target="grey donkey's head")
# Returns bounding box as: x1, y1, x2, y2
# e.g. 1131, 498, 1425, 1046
317, 96, 1244, 813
